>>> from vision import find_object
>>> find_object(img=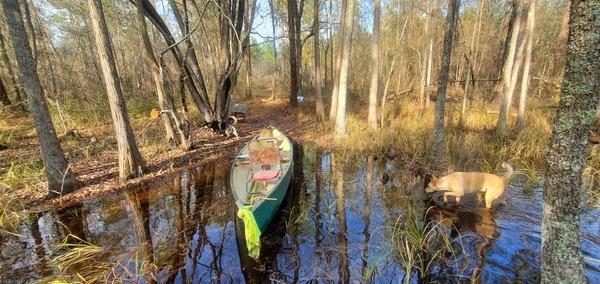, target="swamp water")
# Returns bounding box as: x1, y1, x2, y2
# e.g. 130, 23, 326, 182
1, 144, 599, 283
